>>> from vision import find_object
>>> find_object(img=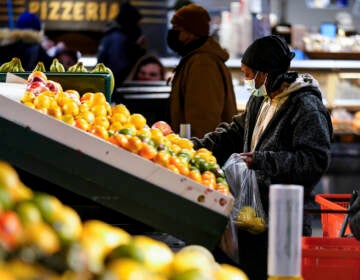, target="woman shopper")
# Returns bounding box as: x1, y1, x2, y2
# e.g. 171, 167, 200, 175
191, 35, 333, 280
